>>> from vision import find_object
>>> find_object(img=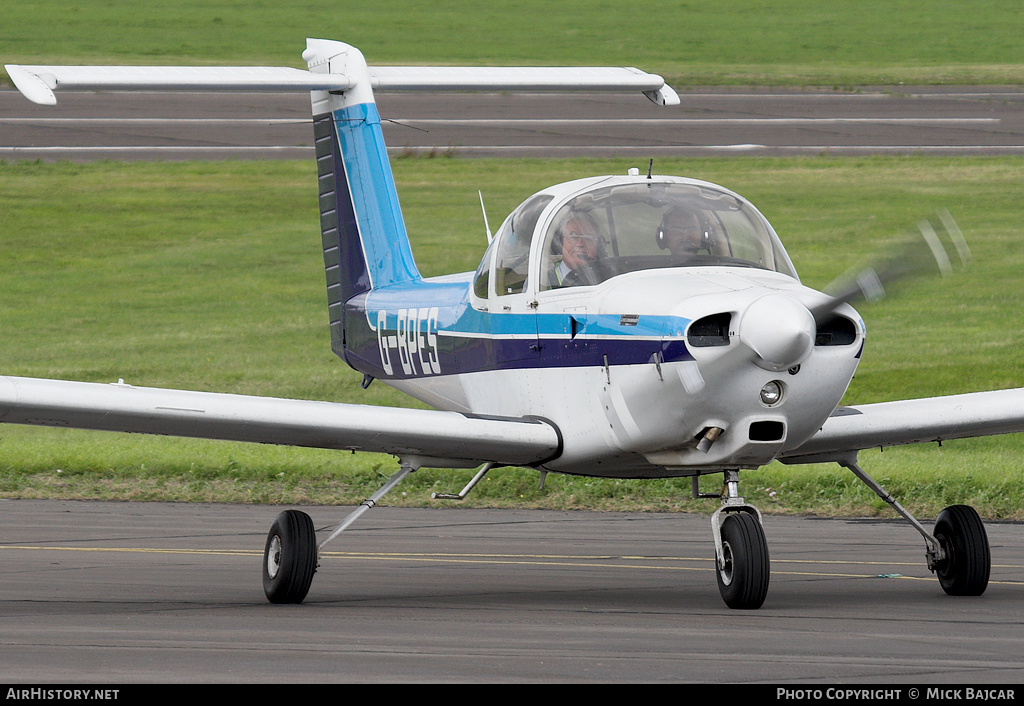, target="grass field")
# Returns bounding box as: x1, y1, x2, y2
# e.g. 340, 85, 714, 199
3, 1, 1024, 85
2, 156, 1023, 518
